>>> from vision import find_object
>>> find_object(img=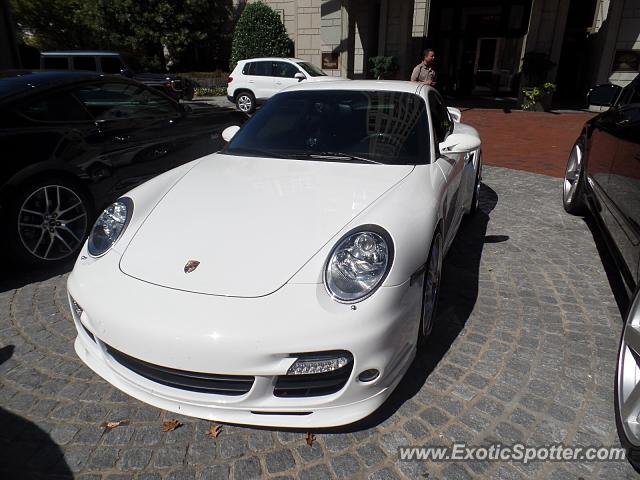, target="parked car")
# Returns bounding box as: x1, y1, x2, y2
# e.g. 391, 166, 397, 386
562, 73, 640, 470
227, 57, 341, 113
68, 80, 482, 427
40, 51, 196, 101
0, 70, 247, 266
